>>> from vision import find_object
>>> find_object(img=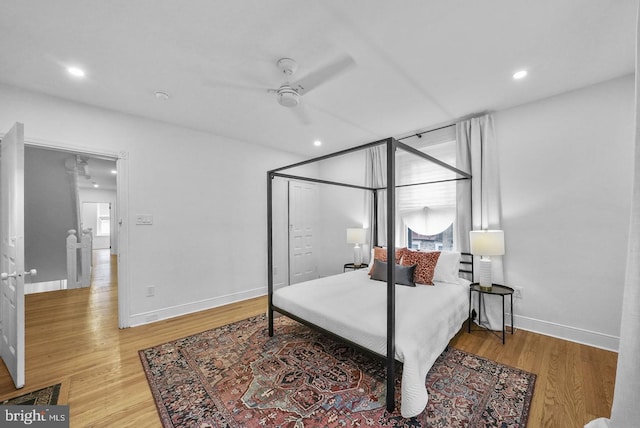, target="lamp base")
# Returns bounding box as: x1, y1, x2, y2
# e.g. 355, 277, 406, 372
353, 244, 363, 267
478, 258, 493, 291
